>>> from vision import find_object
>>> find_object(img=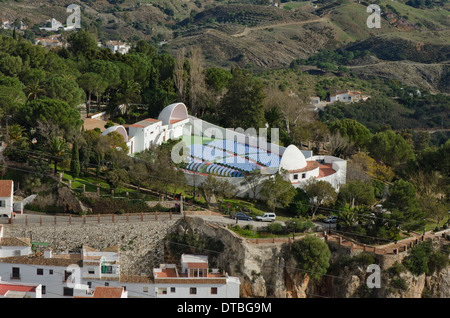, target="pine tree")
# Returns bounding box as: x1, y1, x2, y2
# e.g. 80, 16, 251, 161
70, 140, 80, 178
